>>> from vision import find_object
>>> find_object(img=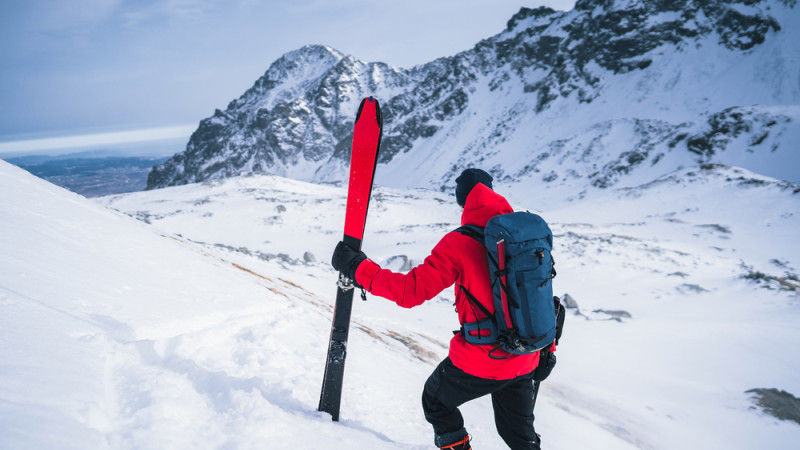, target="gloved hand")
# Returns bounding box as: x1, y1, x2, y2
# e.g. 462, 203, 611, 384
532, 348, 557, 381
331, 241, 367, 282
